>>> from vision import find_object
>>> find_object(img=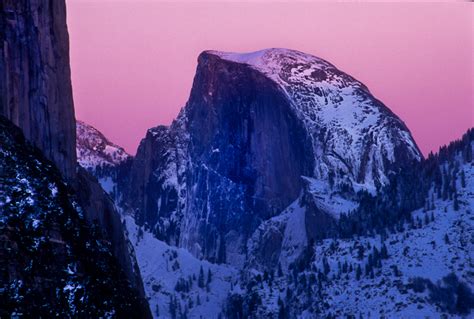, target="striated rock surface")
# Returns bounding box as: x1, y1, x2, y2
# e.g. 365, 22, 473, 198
0, 0, 76, 181
127, 123, 186, 245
